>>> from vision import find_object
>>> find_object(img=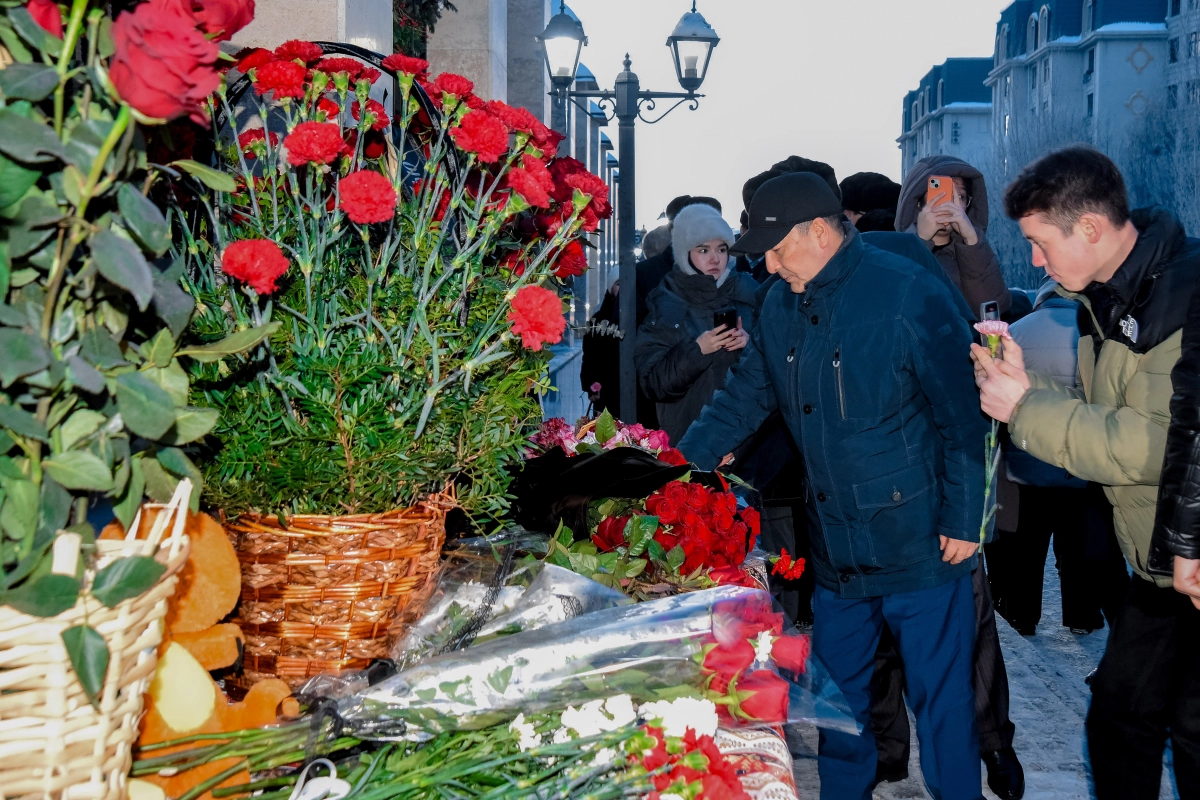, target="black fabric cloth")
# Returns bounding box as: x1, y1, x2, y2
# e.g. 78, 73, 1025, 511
1086, 577, 1200, 800
872, 563, 1015, 767
1151, 279, 1200, 573
987, 483, 1129, 632
579, 288, 621, 416
635, 268, 759, 446
636, 246, 675, 326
